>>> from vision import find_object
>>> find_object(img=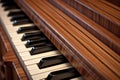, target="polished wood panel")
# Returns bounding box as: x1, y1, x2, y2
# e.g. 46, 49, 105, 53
49, 0, 120, 55
106, 0, 120, 7
0, 22, 28, 80
14, 0, 120, 80
62, 0, 120, 38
